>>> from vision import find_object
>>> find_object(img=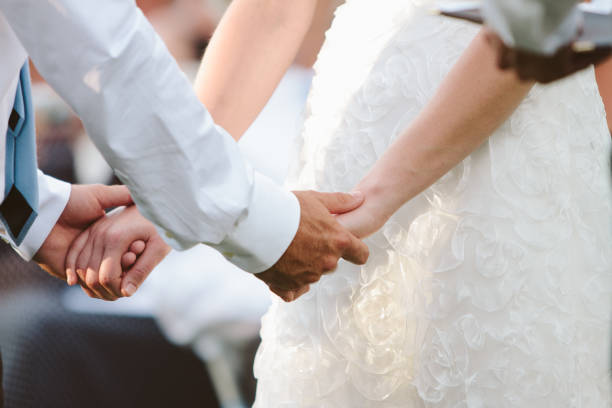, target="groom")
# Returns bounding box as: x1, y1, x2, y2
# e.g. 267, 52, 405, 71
484, 0, 612, 82
0, 0, 370, 399
0, 0, 369, 297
